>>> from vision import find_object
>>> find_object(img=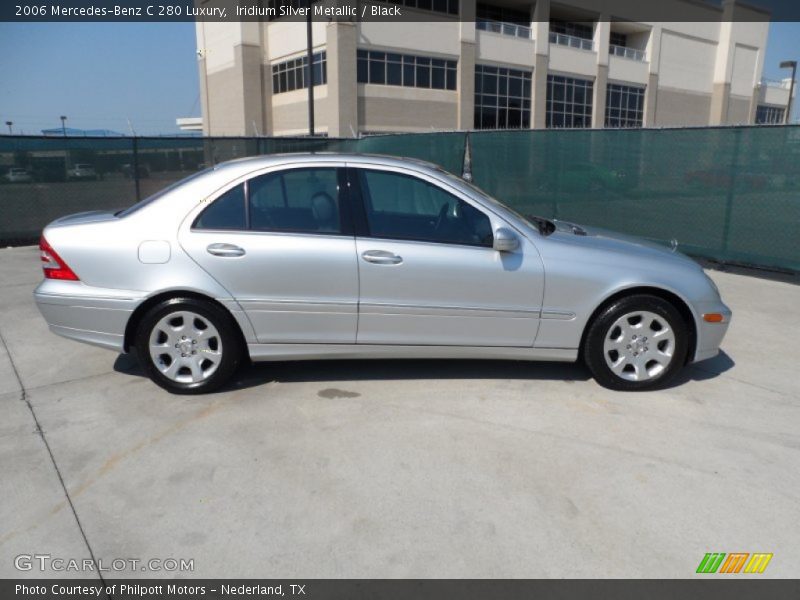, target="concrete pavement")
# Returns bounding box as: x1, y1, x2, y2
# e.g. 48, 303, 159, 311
1, 245, 798, 578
